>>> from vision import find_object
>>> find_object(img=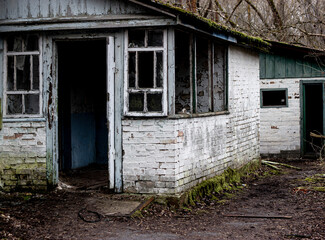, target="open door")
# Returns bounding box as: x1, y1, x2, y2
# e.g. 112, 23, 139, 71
57, 39, 109, 187
302, 82, 325, 156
